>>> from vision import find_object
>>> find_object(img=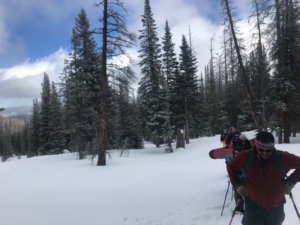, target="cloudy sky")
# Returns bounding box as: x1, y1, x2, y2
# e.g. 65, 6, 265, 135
0, 0, 252, 108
